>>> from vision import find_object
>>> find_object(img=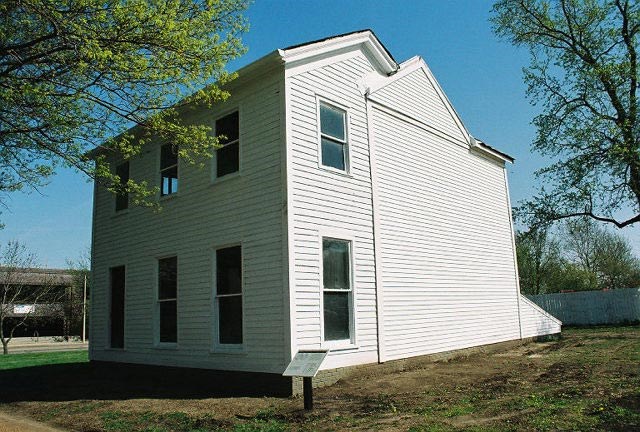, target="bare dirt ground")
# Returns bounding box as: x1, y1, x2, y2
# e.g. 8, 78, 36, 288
0, 410, 67, 432
1, 326, 638, 431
